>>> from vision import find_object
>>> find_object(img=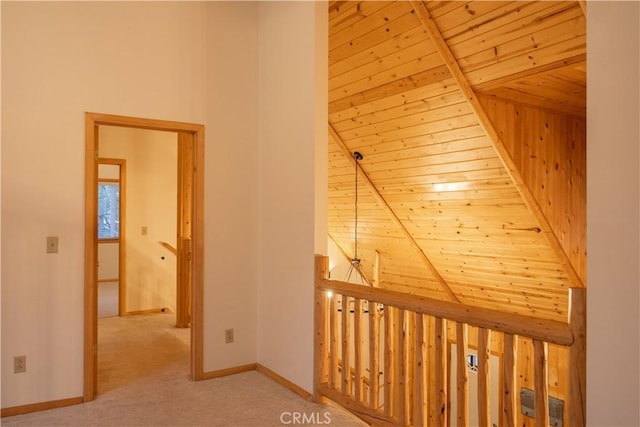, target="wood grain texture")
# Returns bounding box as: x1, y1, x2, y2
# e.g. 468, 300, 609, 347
341, 295, 352, 395
329, 125, 459, 302
456, 322, 469, 427
368, 304, 381, 409
533, 340, 550, 427
434, 317, 447, 426
502, 333, 517, 427
568, 287, 586, 426
411, 0, 583, 291
329, 289, 339, 390
318, 278, 573, 346
314, 255, 330, 402
326, 4, 587, 420
480, 95, 587, 282
354, 298, 364, 402
477, 328, 491, 427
